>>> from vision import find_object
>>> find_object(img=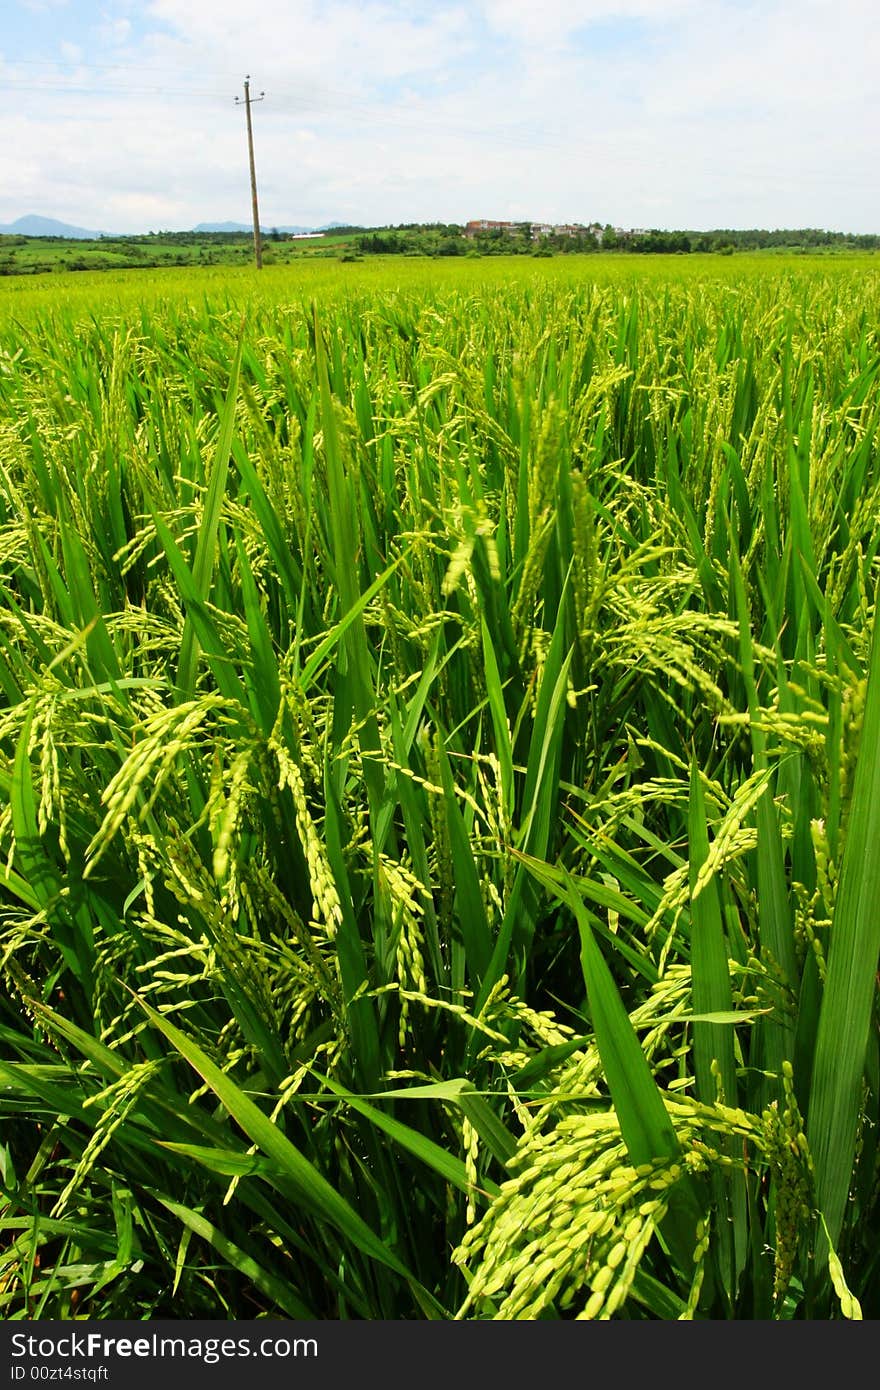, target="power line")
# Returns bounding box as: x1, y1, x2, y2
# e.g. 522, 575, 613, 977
0, 79, 227, 97
0, 76, 577, 153
1, 55, 561, 146
1, 55, 361, 107
2, 56, 245, 77
0, 53, 579, 149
